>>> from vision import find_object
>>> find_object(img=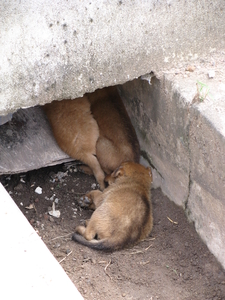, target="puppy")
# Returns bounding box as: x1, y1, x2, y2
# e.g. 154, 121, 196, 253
43, 86, 140, 190
72, 161, 153, 251
87, 86, 140, 174
43, 96, 105, 190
